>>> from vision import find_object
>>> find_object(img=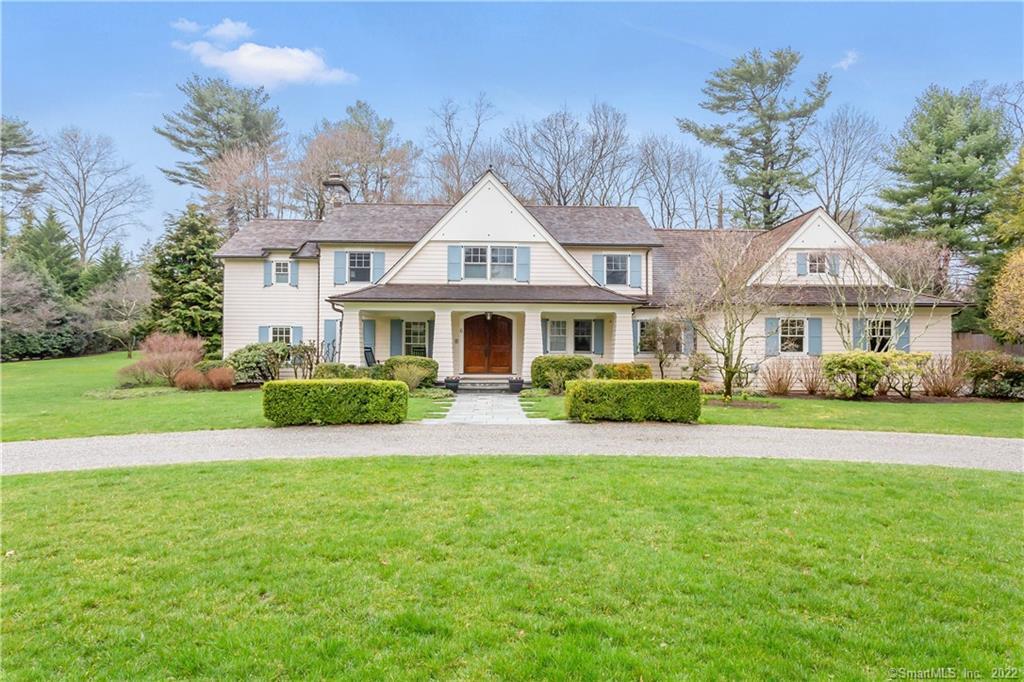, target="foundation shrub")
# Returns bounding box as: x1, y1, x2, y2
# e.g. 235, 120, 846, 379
593, 362, 653, 380
530, 356, 593, 388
